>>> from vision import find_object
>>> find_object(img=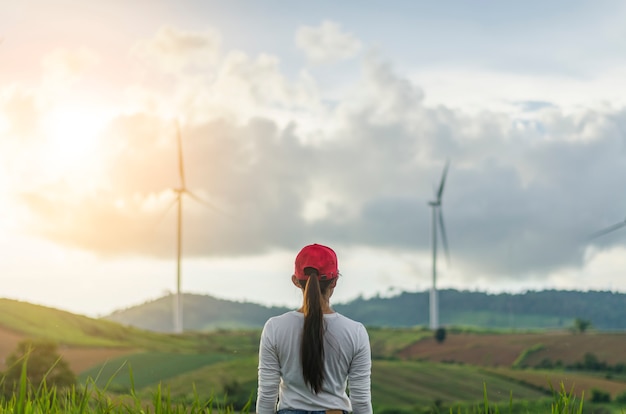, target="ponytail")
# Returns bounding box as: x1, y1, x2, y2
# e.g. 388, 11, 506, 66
299, 267, 332, 394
